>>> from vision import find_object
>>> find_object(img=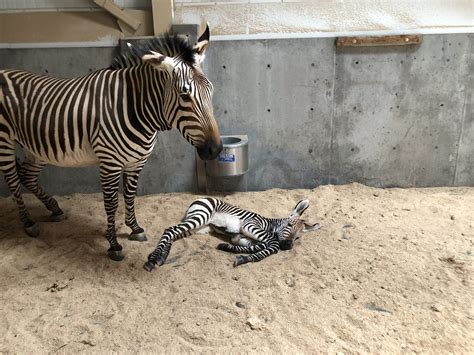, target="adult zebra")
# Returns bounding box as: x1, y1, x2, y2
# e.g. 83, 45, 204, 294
0, 26, 222, 261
